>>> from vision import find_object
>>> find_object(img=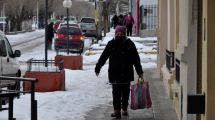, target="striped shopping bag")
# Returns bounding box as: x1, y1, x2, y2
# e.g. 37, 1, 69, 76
130, 79, 152, 110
